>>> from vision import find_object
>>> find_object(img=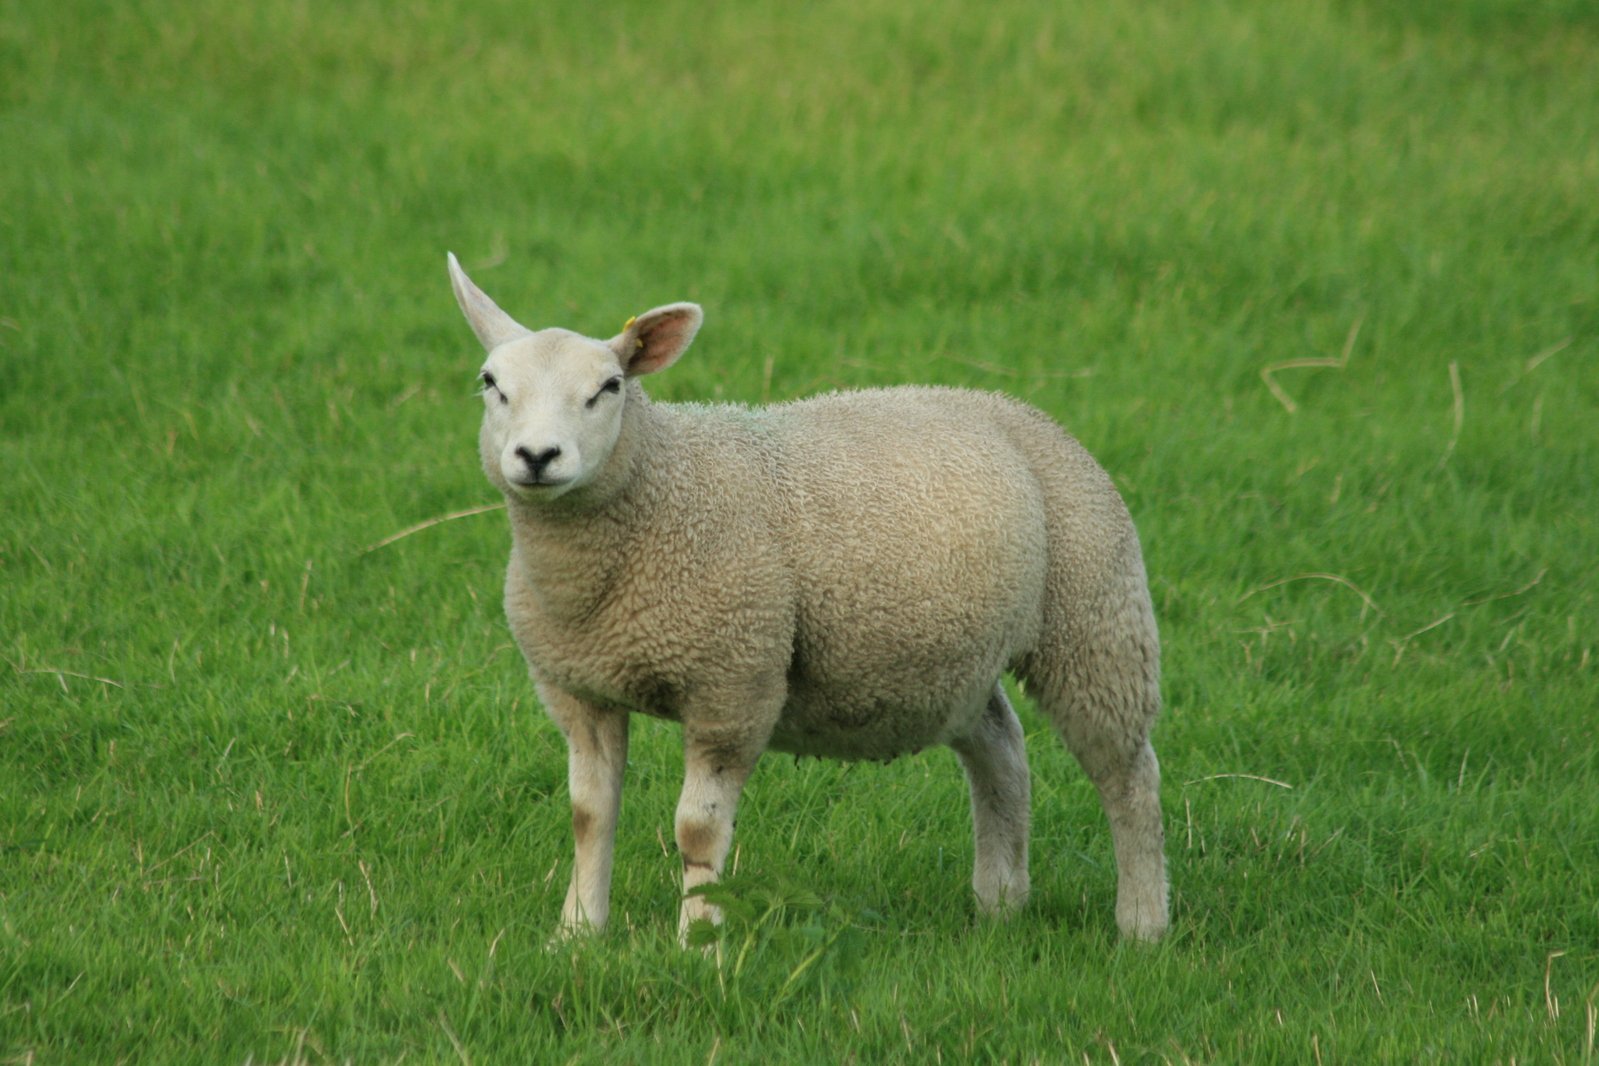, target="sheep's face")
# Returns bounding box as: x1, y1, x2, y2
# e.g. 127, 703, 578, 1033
448, 252, 703, 507
477, 331, 628, 502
